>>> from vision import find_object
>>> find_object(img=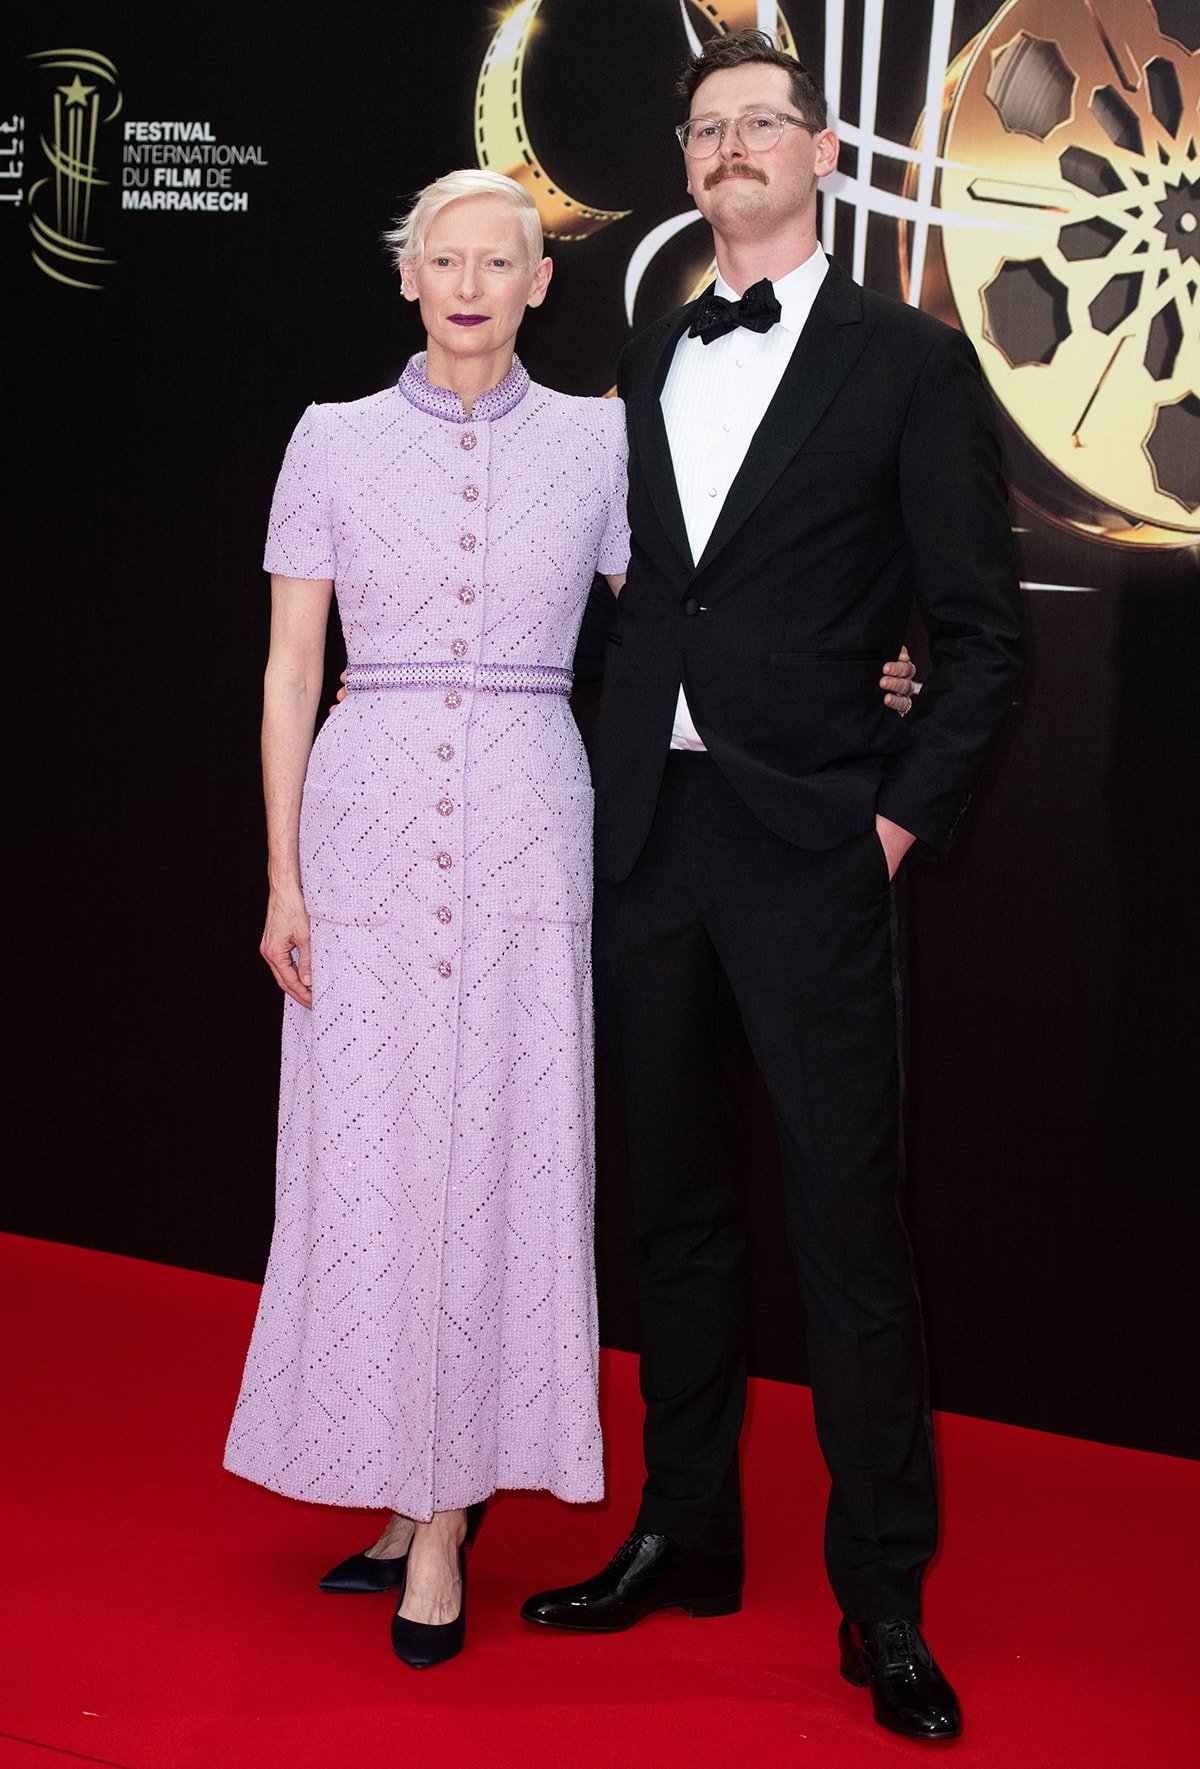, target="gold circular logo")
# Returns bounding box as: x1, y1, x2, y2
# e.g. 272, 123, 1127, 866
909, 0, 1200, 548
